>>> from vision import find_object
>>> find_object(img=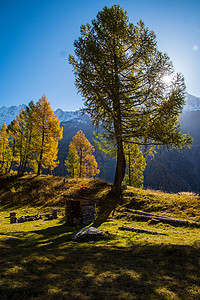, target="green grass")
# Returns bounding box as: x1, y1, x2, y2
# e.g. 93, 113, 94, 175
0, 175, 200, 299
